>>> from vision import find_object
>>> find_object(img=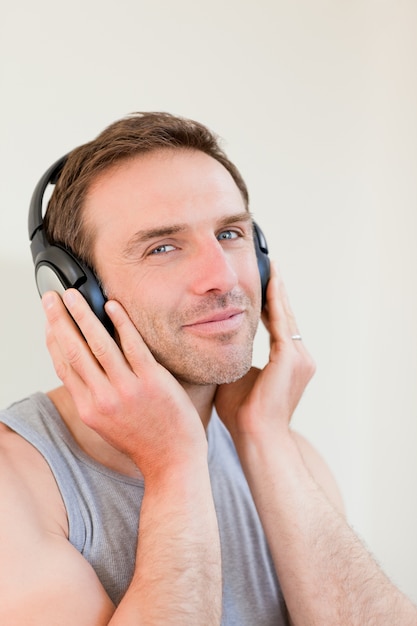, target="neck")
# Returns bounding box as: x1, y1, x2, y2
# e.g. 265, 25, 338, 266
179, 381, 217, 430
